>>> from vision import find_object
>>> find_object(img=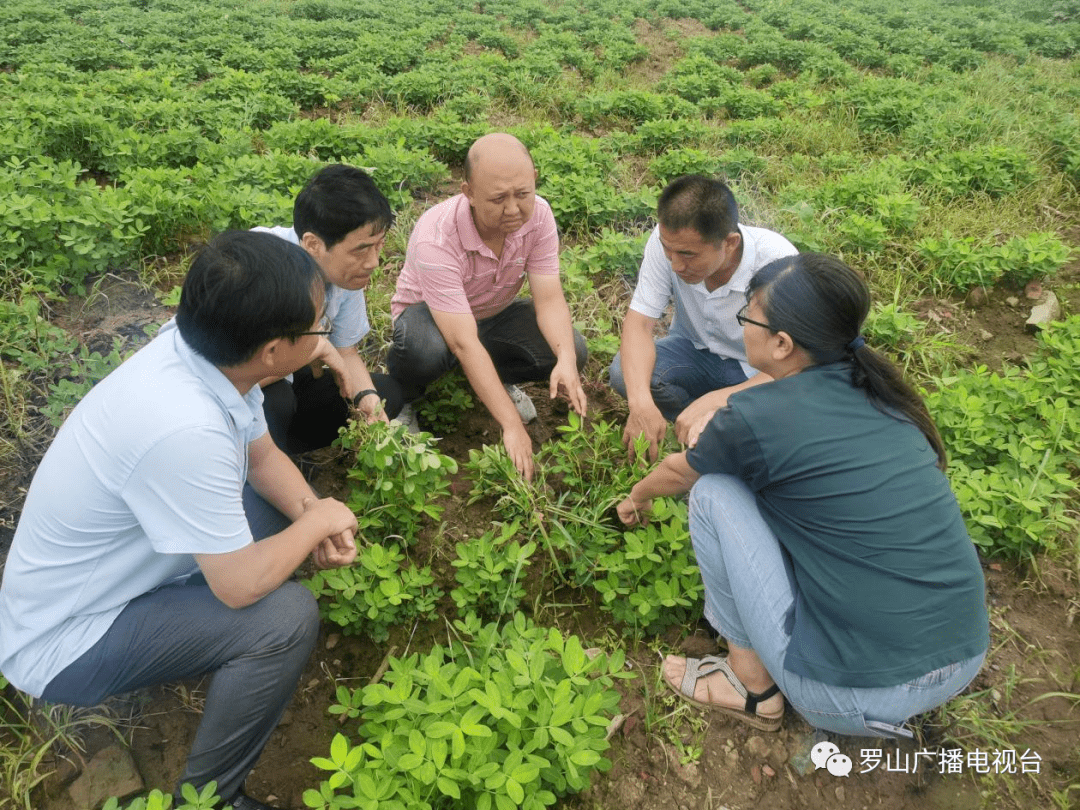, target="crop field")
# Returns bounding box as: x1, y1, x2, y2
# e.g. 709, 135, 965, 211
1, 0, 1079, 809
